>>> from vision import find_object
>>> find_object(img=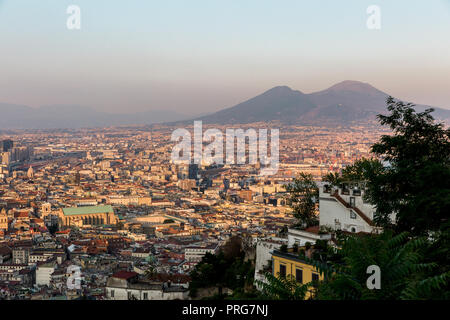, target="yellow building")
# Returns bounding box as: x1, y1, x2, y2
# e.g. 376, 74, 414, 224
272, 249, 324, 298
